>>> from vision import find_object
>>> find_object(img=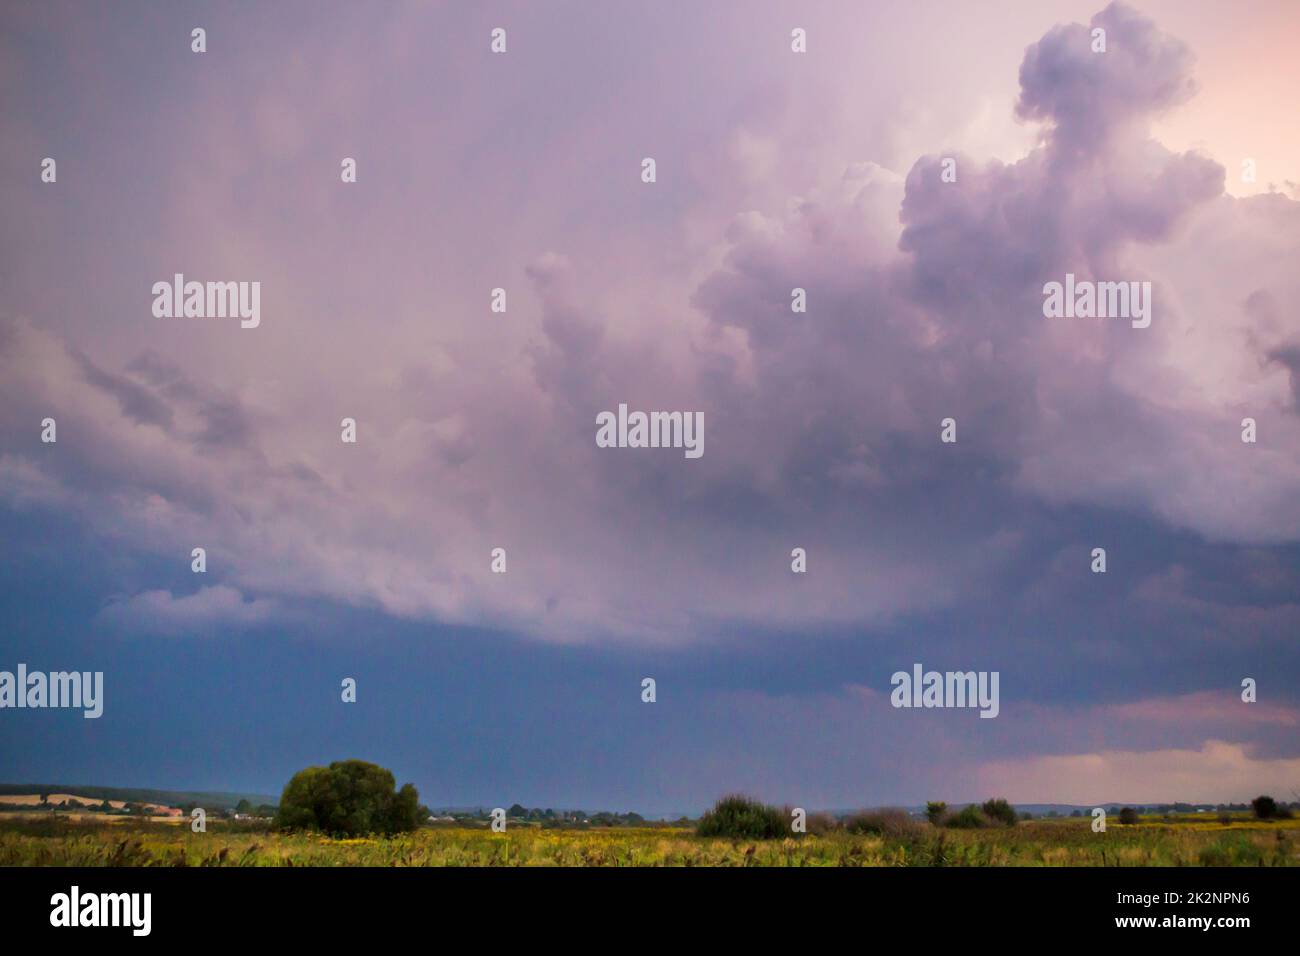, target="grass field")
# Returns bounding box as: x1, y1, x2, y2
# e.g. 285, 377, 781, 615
3, 814, 1298, 866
